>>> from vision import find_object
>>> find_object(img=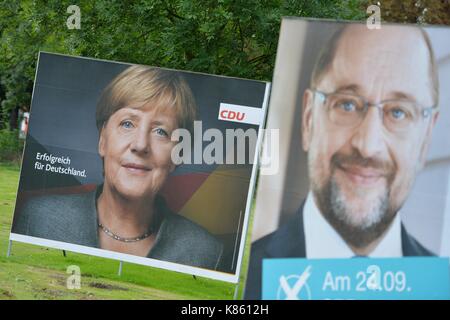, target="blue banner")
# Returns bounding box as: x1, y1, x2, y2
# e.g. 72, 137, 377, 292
262, 257, 450, 300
